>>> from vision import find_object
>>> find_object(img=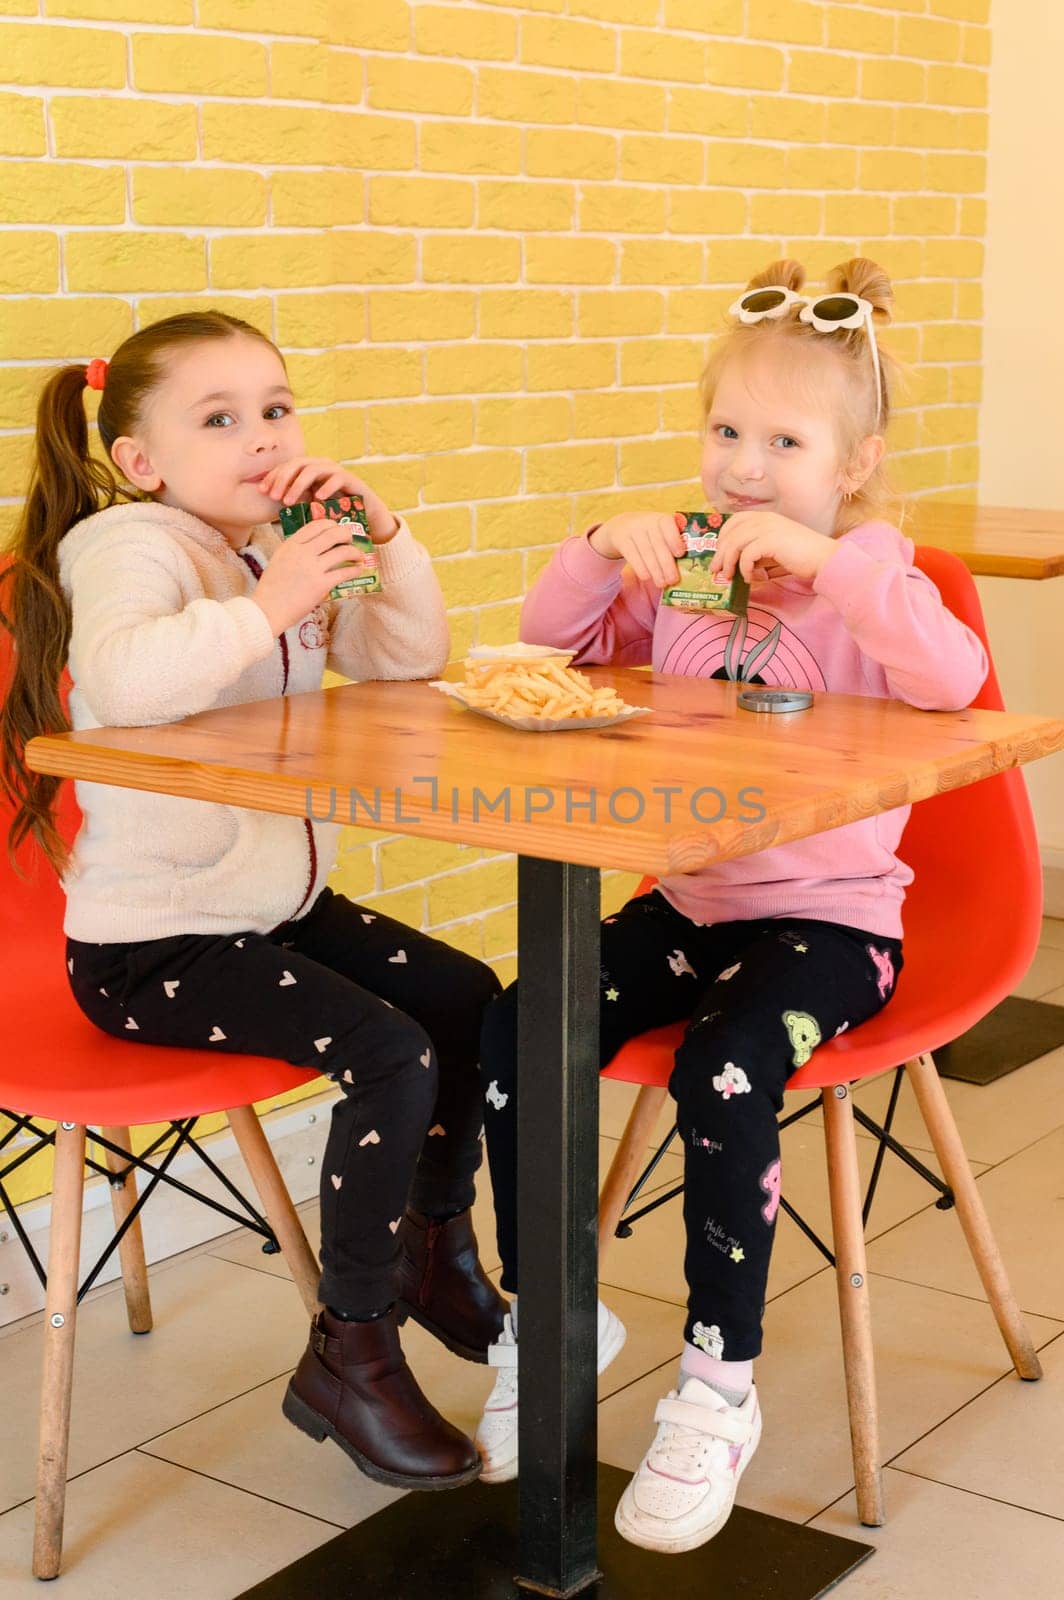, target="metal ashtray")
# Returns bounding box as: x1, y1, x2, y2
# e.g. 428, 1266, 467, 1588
737, 688, 814, 714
